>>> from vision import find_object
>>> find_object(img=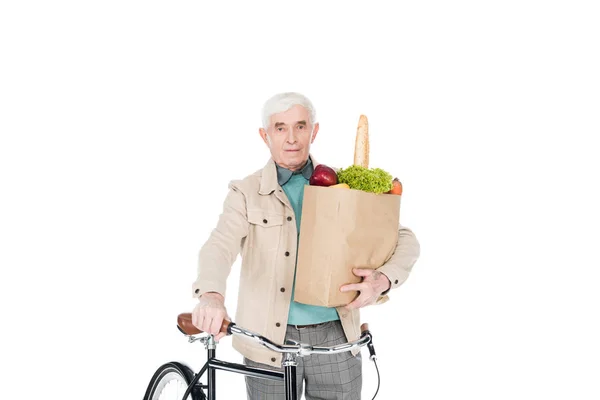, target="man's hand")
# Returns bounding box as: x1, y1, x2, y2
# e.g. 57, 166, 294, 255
191, 292, 230, 342
339, 268, 391, 310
